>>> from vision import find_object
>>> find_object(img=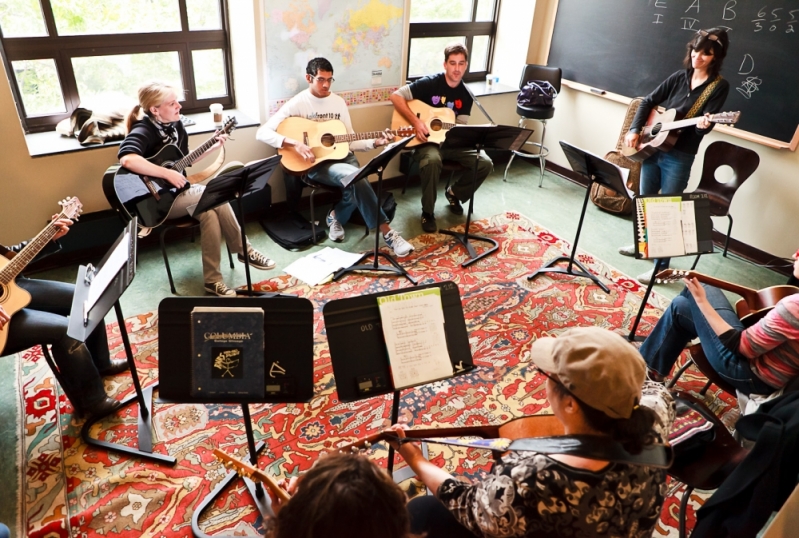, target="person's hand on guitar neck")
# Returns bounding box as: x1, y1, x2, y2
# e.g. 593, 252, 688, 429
0, 305, 9, 331
266, 476, 299, 515
50, 214, 73, 241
